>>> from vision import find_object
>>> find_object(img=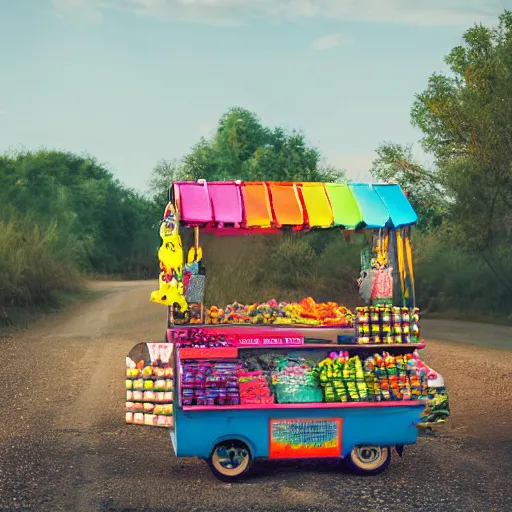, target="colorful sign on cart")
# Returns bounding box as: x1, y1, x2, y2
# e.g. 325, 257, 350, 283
269, 418, 342, 459
236, 336, 303, 346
